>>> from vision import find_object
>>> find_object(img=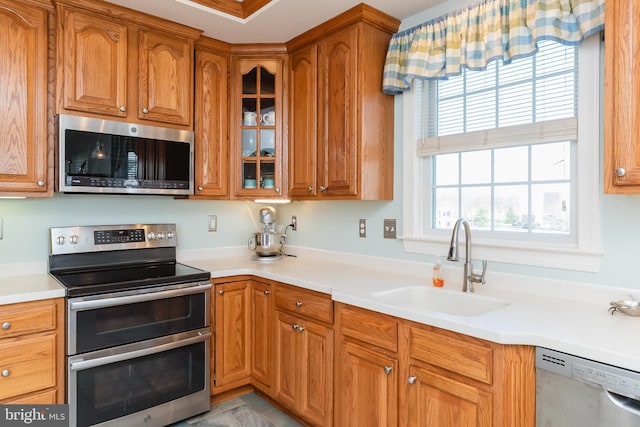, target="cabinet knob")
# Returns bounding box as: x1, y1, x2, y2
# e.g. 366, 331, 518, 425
319, 186, 326, 192
37, 180, 45, 187
1, 322, 9, 330
1, 369, 9, 377
142, 107, 149, 114
298, 326, 305, 333
615, 167, 626, 177
263, 290, 270, 295
197, 186, 204, 191
384, 366, 393, 375
307, 186, 313, 192
218, 290, 224, 295
295, 301, 302, 307
291, 324, 298, 331
408, 376, 417, 384
119, 105, 126, 112
275, 188, 280, 193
